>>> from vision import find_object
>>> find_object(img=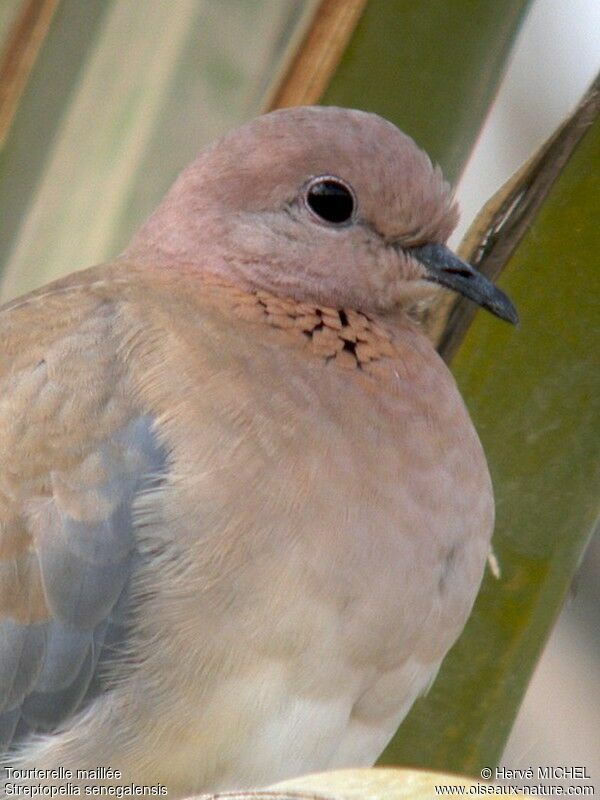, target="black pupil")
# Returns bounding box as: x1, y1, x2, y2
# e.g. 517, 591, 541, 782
307, 180, 354, 224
